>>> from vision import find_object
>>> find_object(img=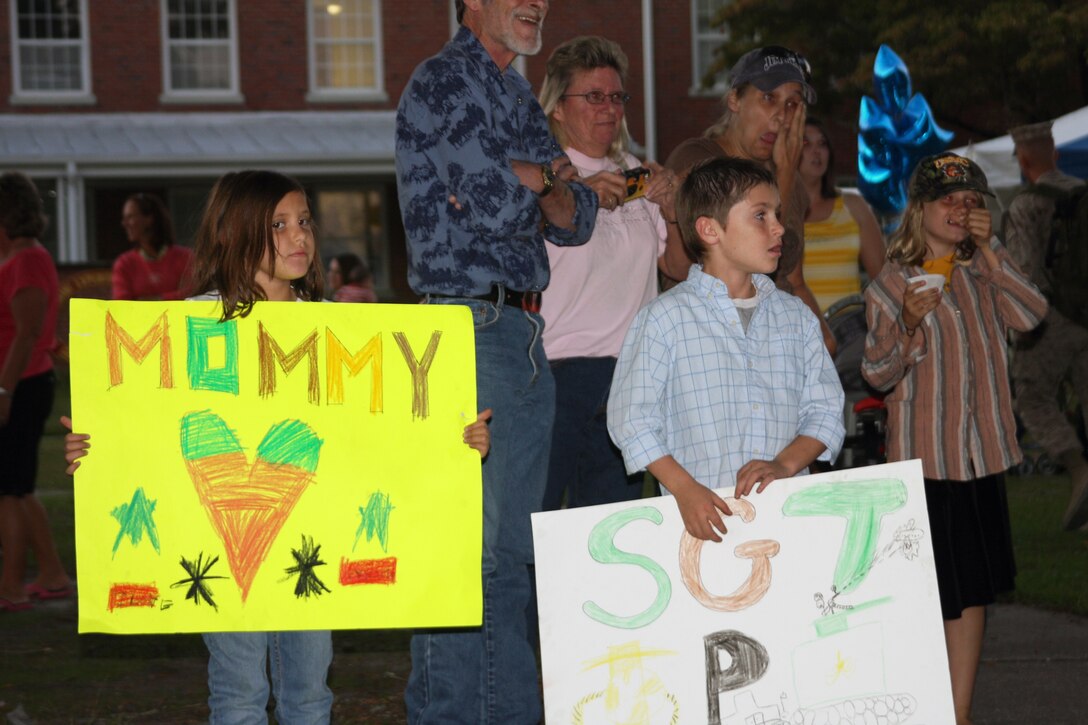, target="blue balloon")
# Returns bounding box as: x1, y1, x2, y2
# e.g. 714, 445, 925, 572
858, 45, 953, 220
